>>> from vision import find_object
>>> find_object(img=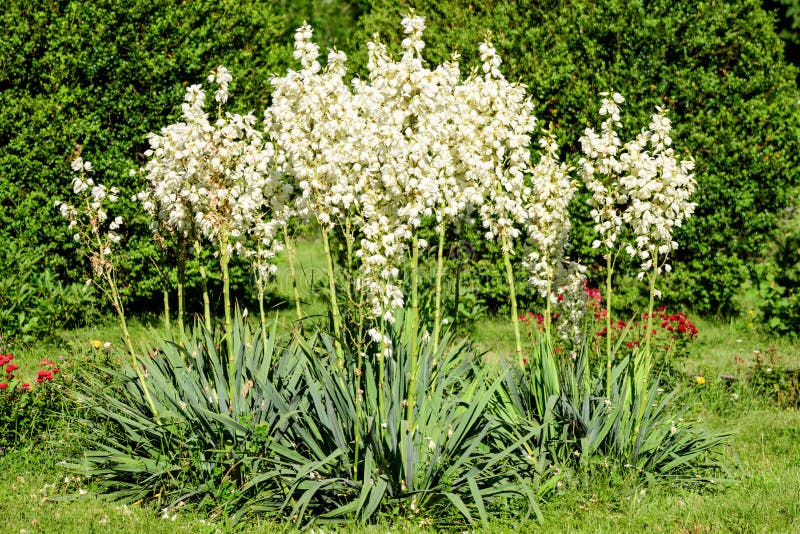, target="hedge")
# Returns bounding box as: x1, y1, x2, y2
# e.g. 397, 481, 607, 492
351, 0, 800, 315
